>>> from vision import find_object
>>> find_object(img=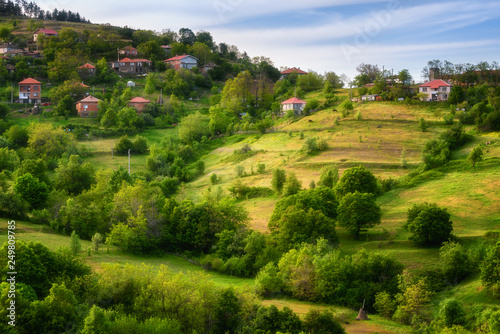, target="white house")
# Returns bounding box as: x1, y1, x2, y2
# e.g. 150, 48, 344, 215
281, 97, 307, 115
419, 79, 452, 102
163, 55, 198, 70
